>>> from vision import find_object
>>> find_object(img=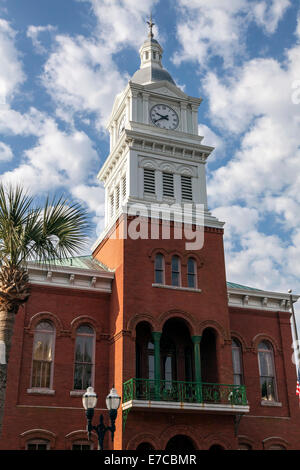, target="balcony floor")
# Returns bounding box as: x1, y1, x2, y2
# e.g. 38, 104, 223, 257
122, 398, 249, 415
